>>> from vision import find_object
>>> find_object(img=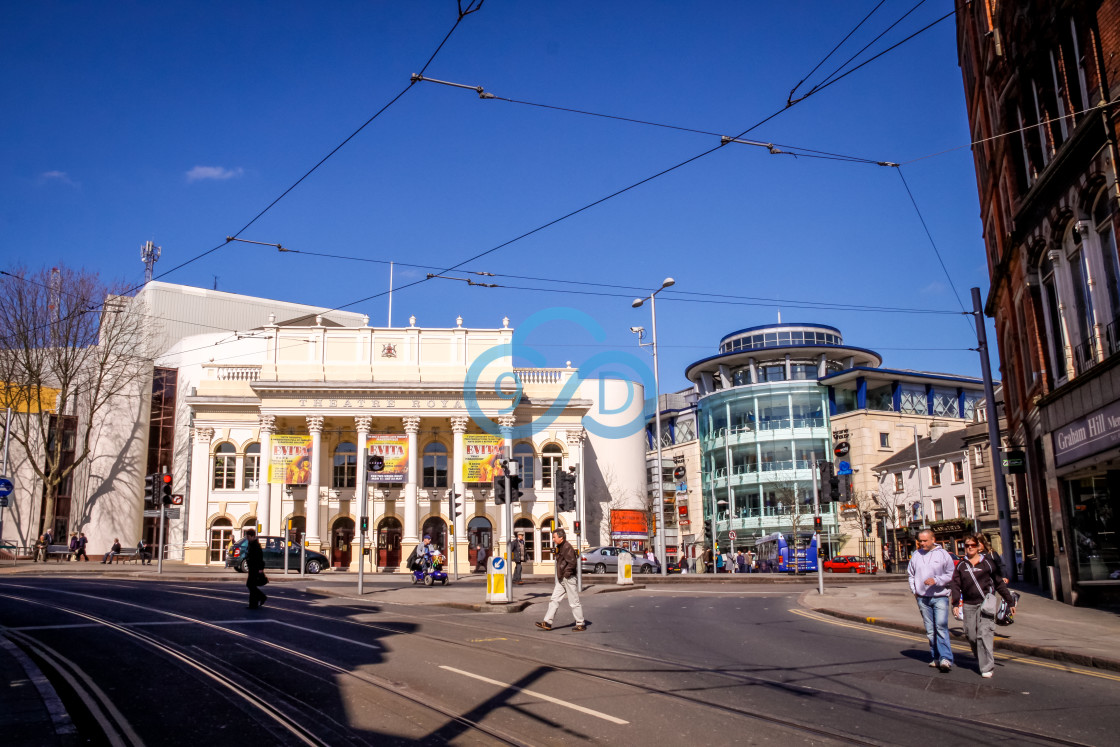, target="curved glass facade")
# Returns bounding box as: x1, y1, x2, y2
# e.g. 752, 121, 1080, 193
720, 326, 842, 353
